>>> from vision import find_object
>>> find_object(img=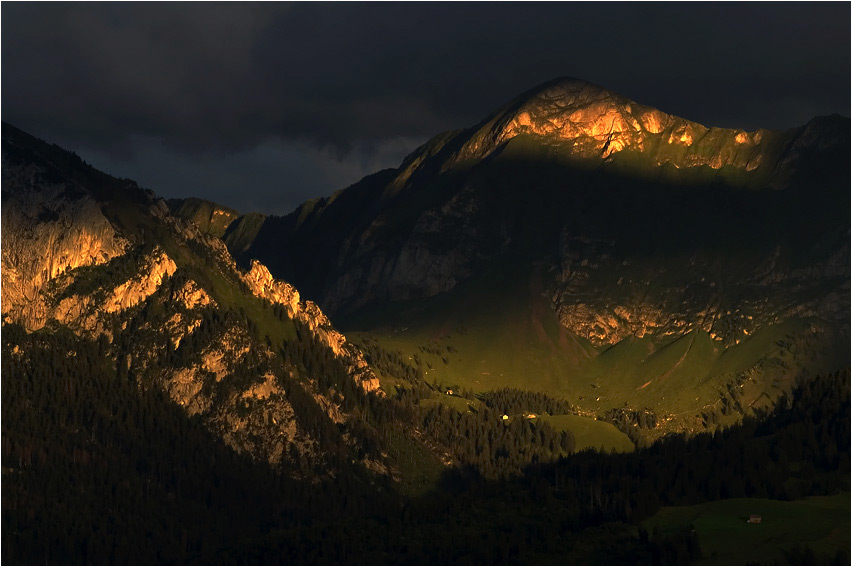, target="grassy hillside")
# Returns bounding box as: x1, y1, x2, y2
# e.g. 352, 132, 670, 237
222, 212, 266, 256
345, 252, 848, 443
537, 413, 634, 453
167, 197, 240, 237
643, 493, 851, 565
